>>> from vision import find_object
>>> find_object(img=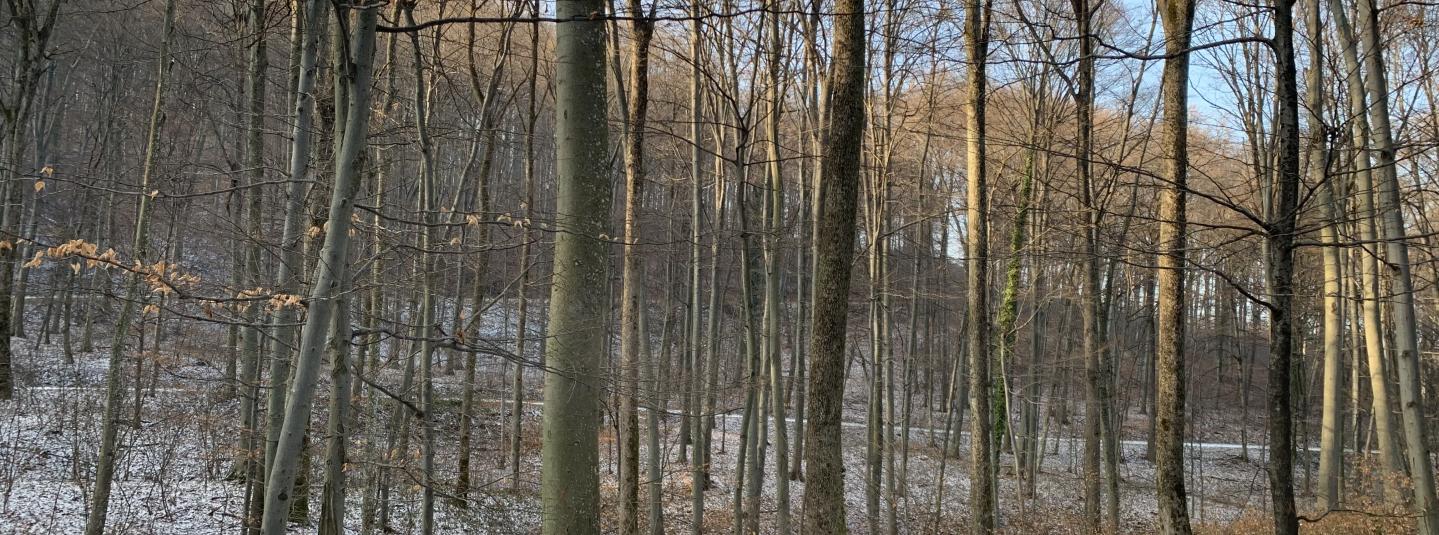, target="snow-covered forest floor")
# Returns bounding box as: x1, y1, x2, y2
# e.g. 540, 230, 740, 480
0, 312, 1410, 534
